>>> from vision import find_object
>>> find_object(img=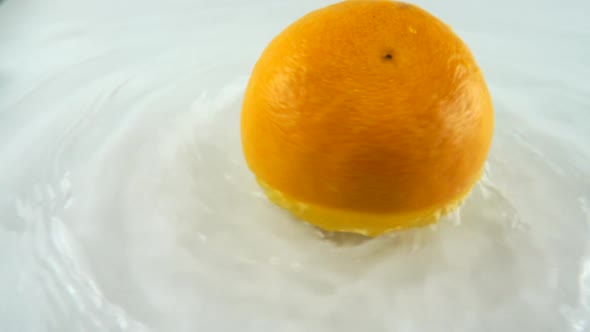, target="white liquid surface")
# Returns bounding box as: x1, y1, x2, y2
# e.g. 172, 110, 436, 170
1, 0, 589, 331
